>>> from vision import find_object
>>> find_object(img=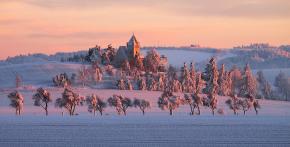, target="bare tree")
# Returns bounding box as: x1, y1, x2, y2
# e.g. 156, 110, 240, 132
55, 88, 84, 116
32, 88, 52, 116
108, 95, 132, 115
7, 91, 24, 115
133, 98, 150, 115
86, 94, 107, 116
158, 90, 182, 115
